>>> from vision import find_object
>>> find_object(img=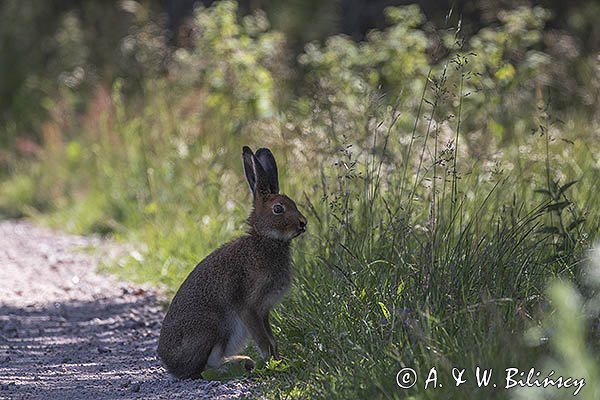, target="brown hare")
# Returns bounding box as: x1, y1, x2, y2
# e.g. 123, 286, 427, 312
158, 146, 307, 379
